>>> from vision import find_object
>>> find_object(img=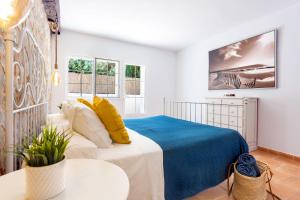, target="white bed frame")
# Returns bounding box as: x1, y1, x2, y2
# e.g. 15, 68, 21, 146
163, 98, 245, 137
